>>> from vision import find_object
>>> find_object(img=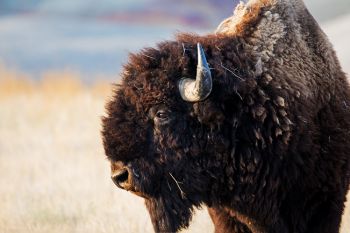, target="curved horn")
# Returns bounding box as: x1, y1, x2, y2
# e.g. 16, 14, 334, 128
179, 43, 212, 102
